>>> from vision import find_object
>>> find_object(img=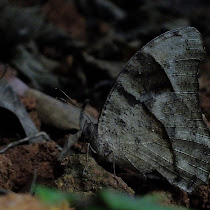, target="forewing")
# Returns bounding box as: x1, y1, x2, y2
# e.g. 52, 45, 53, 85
98, 27, 210, 192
